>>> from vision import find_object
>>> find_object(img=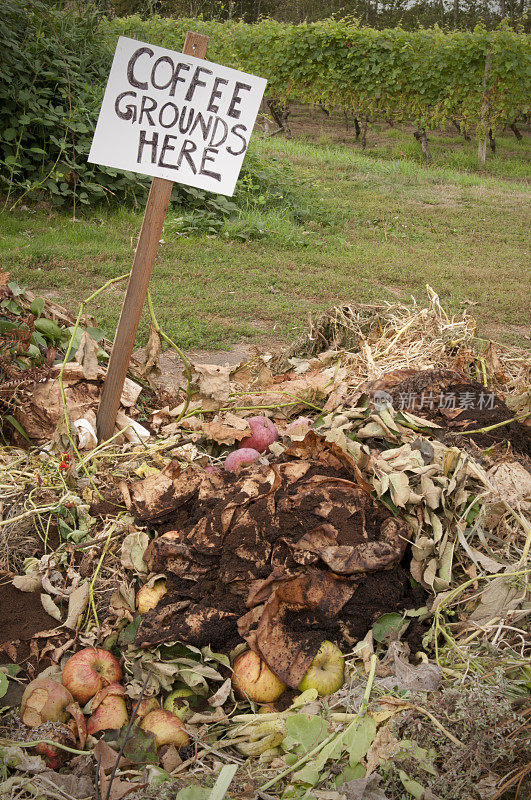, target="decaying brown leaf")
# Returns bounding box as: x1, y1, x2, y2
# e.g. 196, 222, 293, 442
192, 362, 232, 411
74, 331, 99, 380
